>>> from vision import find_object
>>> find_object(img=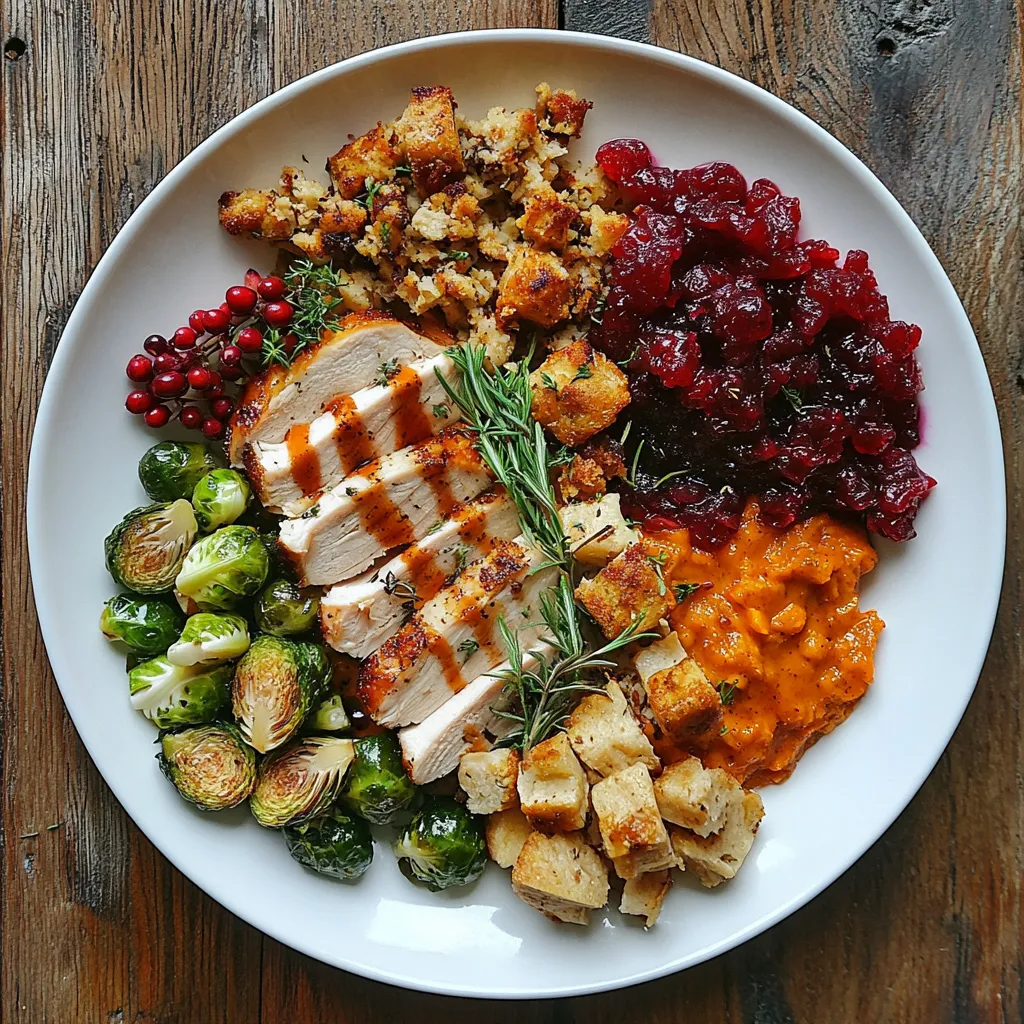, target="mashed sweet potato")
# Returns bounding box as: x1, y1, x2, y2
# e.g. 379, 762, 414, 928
655, 501, 884, 786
